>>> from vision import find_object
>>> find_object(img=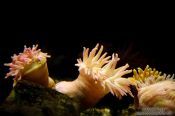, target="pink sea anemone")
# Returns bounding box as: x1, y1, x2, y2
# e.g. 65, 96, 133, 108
4, 44, 55, 88
55, 44, 133, 108
129, 65, 175, 111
